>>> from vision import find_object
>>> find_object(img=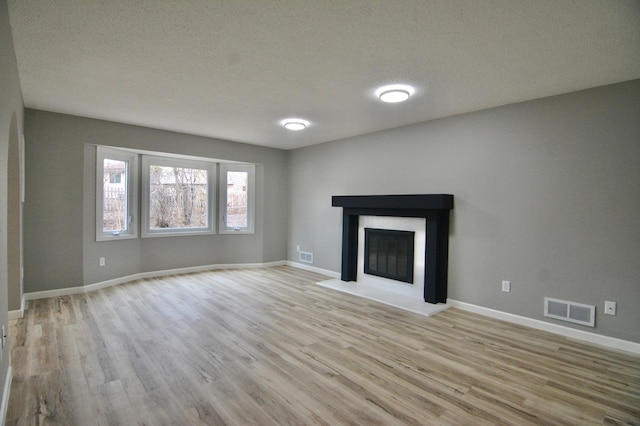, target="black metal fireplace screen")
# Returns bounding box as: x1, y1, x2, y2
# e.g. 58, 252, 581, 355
364, 228, 415, 284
